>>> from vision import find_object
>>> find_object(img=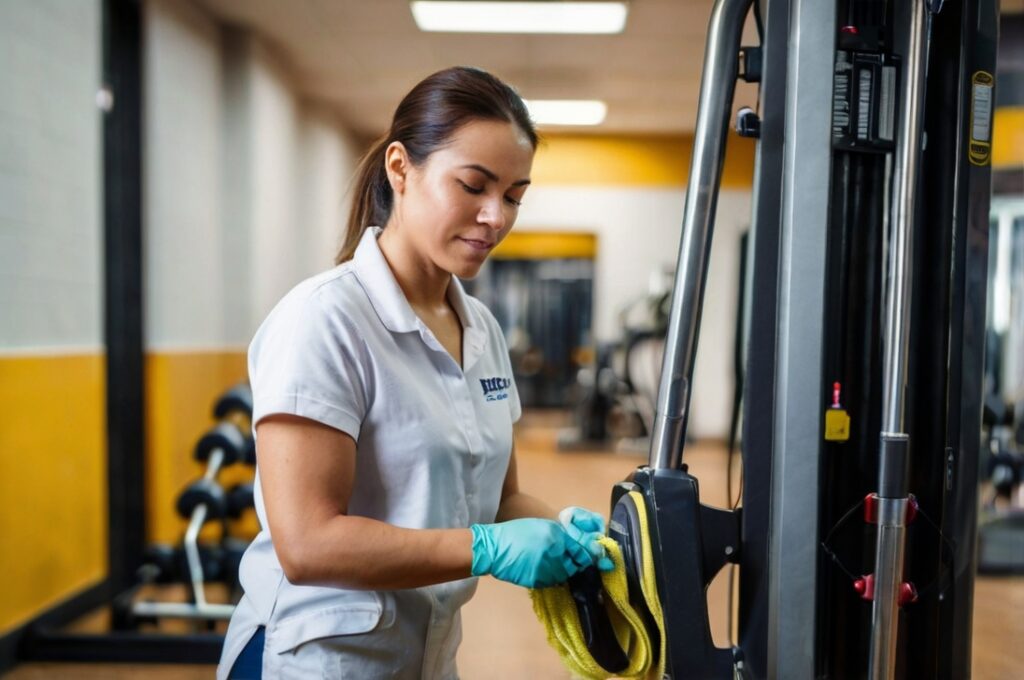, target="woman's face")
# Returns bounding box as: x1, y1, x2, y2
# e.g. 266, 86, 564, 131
392, 119, 534, 279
